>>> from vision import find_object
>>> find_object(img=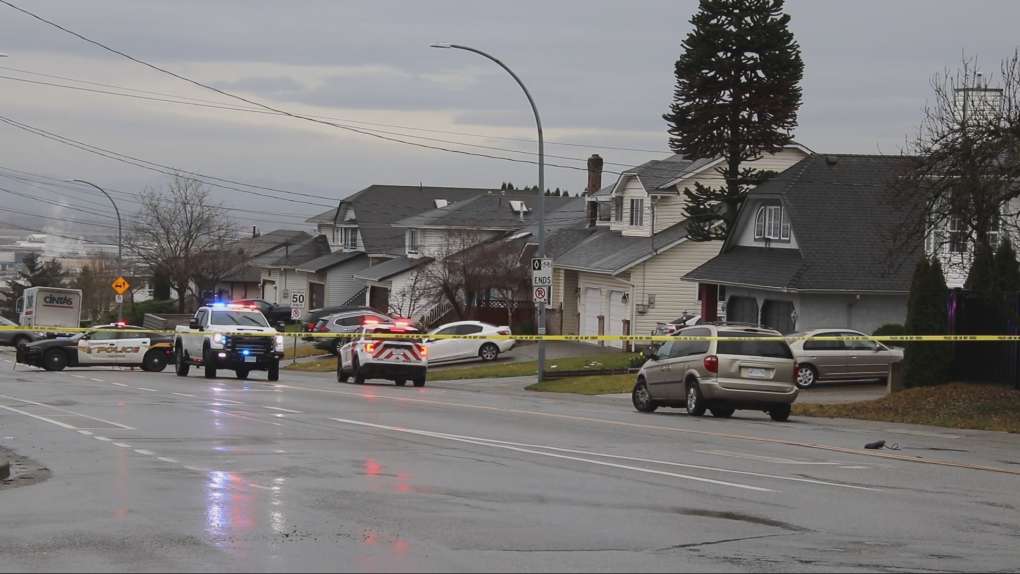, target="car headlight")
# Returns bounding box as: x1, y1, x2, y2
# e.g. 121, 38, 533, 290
275, 335, 284, 346
213, 333, 223, 344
